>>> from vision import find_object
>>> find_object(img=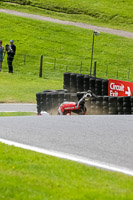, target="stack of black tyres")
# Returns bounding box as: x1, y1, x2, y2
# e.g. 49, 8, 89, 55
90, 96, 96, 115
131, 97, 133, 114
95, 96, 103, 114
64, 93, 71, 102
89, 77, 95, 93
71, 93, 78, 102
117, 97, 123, 115
40, 90, 54, 112
64, 73, 71, 92
95, 79, 102, 95
70, 73, 77, 93
58, 92, 65, 106
123, 97, 131, 114
108, 97, 117, 115
85, 100, 91, 115
77, 74, 84, 92
102, 96, 109, 115
51, 92, 59, 111
41, 90, 54, 112
41, 92, 47, 112
46, 92, 53, 112
102, 79, 108, 96
36, 93, 41, 114
84, 75, 90, 92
